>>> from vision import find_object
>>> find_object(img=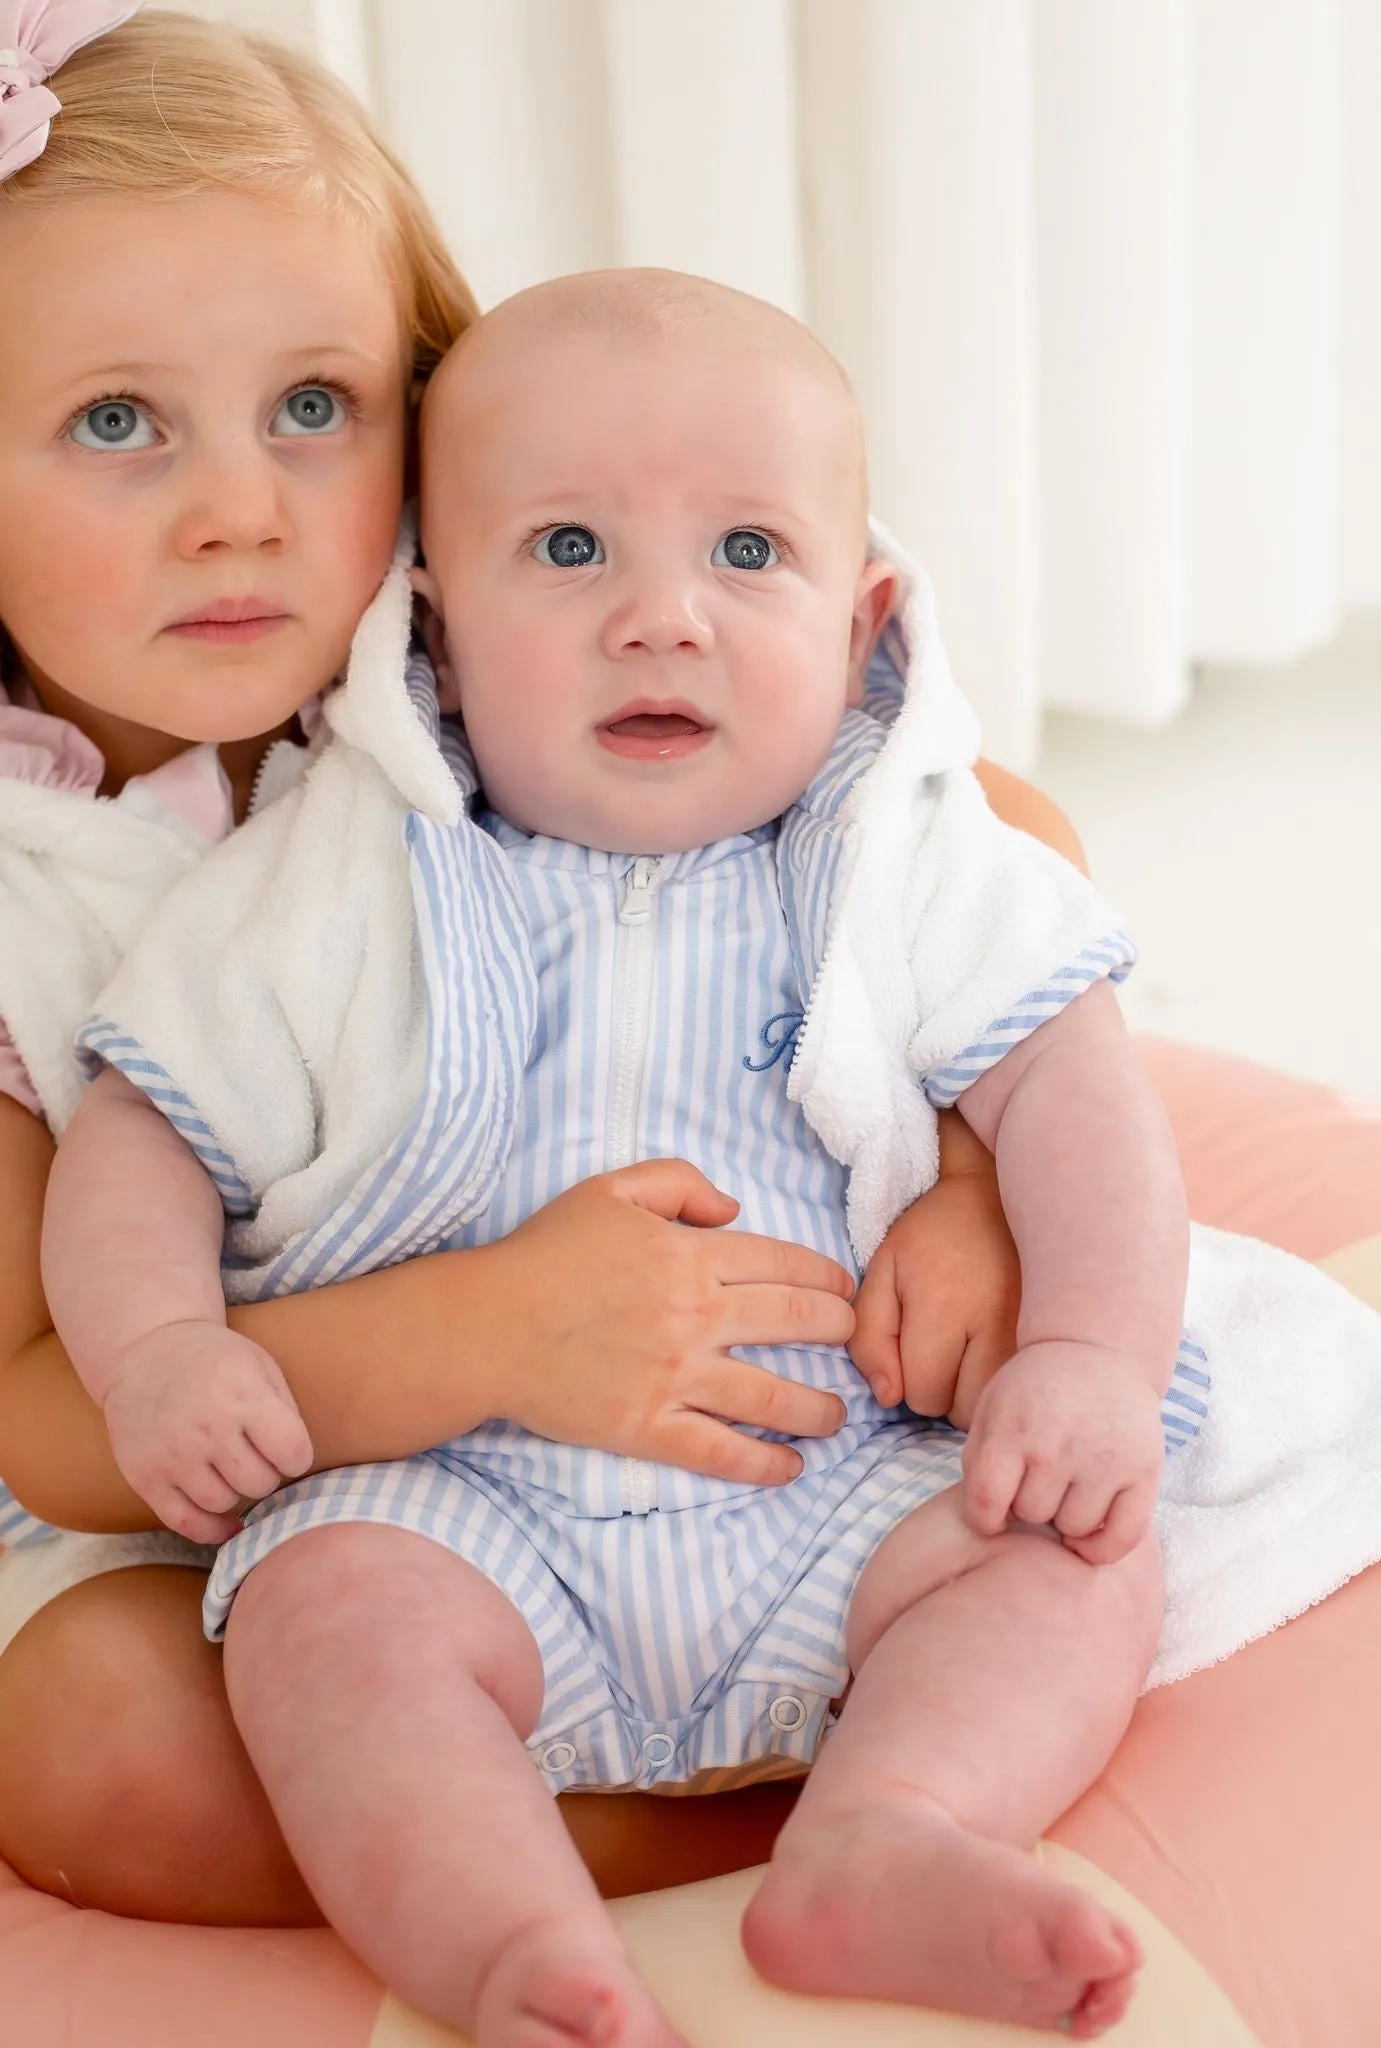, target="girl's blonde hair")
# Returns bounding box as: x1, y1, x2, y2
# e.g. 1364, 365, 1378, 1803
1, 8, 477, 383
